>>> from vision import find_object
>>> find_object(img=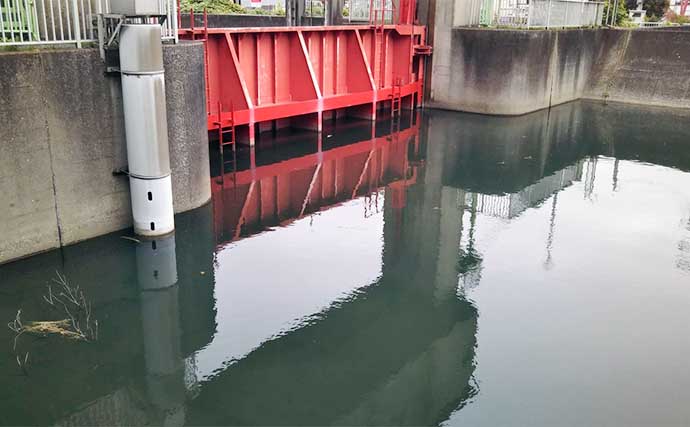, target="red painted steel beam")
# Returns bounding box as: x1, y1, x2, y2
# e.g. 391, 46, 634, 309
180, 21, 429, 145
